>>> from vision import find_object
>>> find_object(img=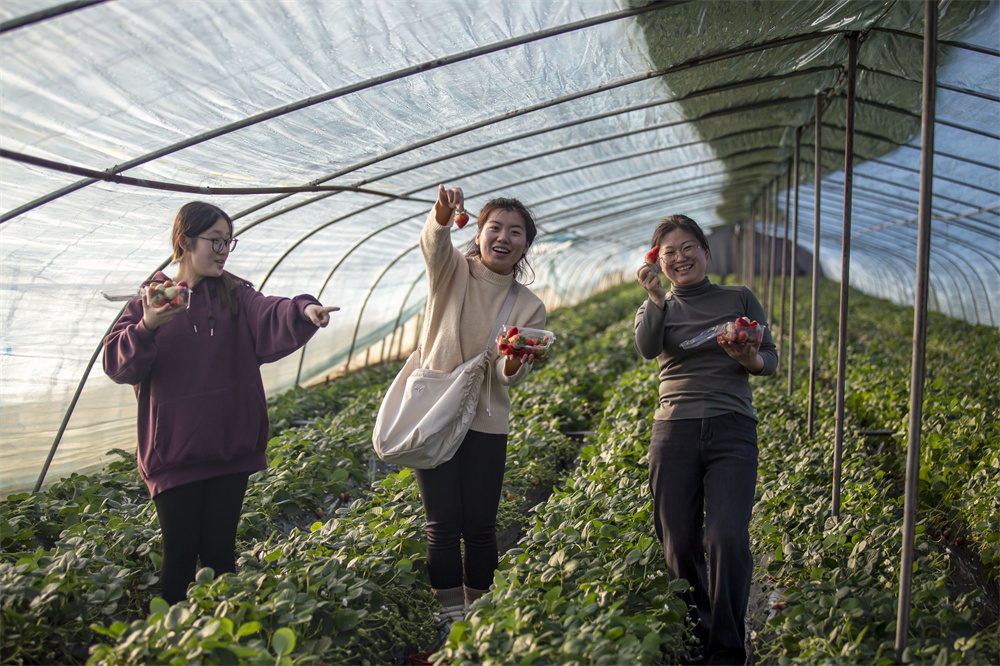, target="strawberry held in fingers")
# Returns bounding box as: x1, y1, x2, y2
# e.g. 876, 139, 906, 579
455, 209, 470, 229
644, 246, 661, 274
